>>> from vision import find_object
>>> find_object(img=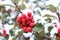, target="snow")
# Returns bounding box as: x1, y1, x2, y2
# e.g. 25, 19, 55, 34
4, 24, 14, 34
23, 32, 33, 38
46, 0, 60, 7
50, 27, 58, 38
